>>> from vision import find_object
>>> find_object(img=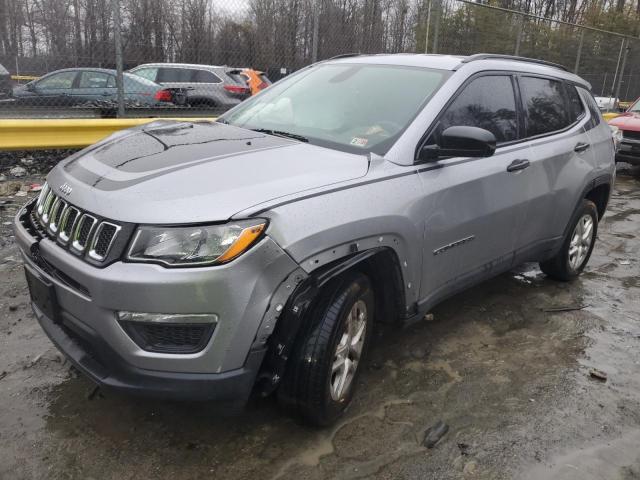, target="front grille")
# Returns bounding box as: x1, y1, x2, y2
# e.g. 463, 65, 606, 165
622, 130, 640, 141
31, 182, 122, 263
120, 322, 215, 354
